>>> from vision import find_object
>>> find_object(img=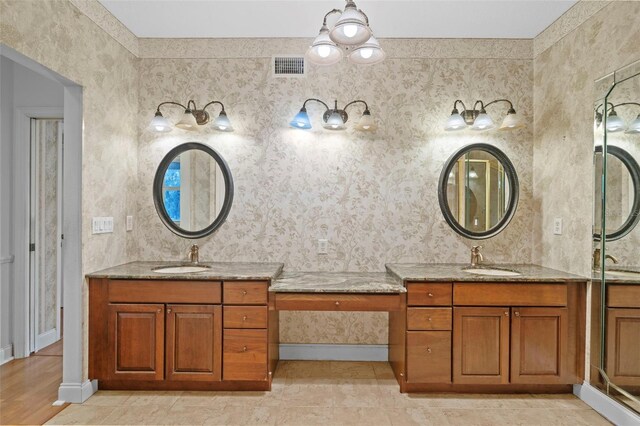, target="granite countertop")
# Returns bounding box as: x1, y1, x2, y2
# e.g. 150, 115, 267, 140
270, 272, 406, 293
592, 266, 640, 284
86, 261, 284, 281
386, 263, 587, 283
